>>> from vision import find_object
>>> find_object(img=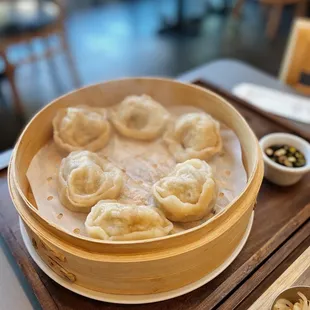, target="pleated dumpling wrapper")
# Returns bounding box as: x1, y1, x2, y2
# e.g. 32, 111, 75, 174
164, 112, 222, 162
153, 159, 216, 222
111, 95, 170, 140
58, 151, 123, 213
53, 105, 111, 153
85, 201, 173, 241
